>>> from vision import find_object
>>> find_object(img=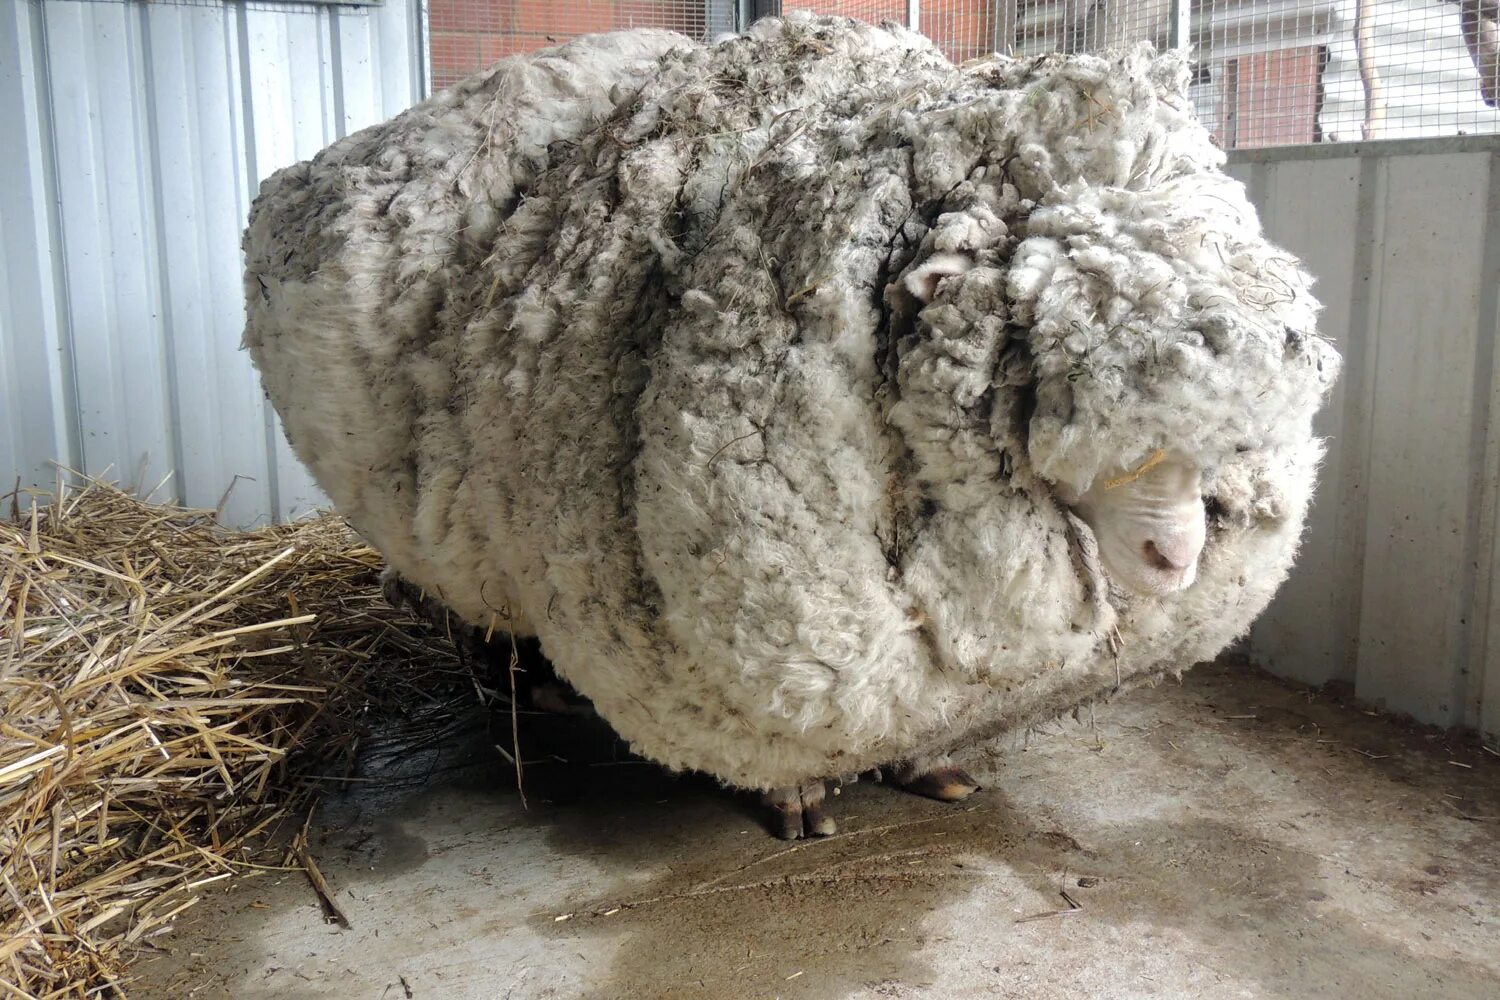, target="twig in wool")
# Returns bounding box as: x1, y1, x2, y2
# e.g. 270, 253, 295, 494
507, 625, 528, 811
704, 429, 762, 467
1104, 449, 1167, 491
746, 107, 812, 175
1081, 89, 1116, 131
